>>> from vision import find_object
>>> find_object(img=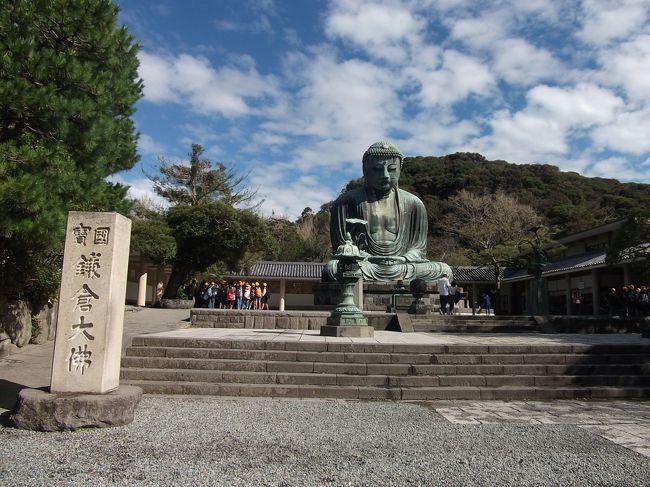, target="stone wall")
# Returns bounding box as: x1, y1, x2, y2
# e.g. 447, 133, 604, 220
0, 300, 58, 357
191, 309, 396, 331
